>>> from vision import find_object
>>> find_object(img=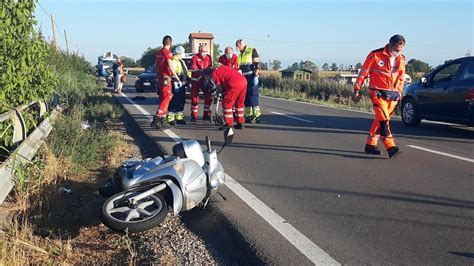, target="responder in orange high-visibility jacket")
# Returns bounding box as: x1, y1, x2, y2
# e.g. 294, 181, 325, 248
352, 35, 406, 158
